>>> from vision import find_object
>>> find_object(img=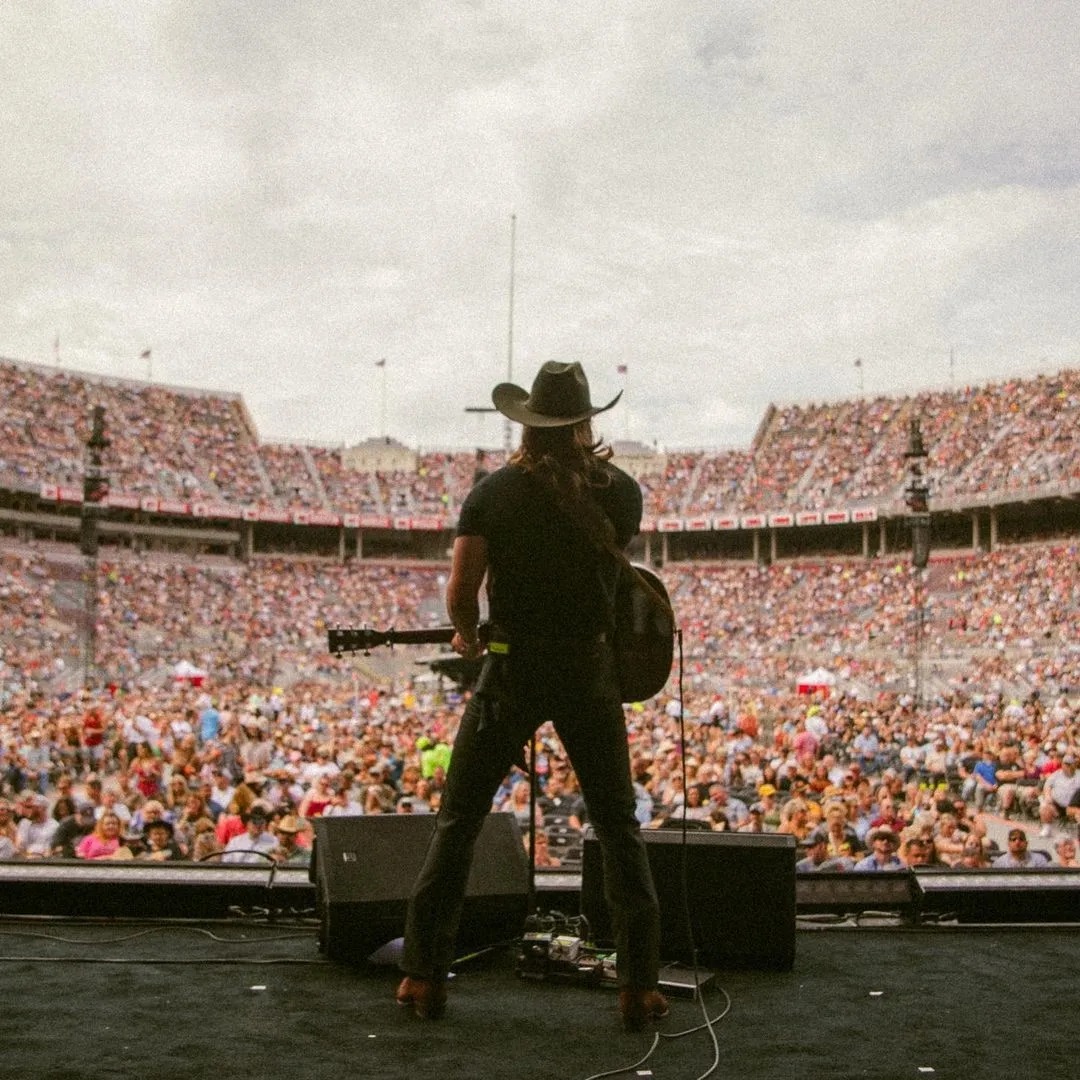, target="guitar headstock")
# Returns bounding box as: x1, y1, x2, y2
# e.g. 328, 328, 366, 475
327, 627, 393, 655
